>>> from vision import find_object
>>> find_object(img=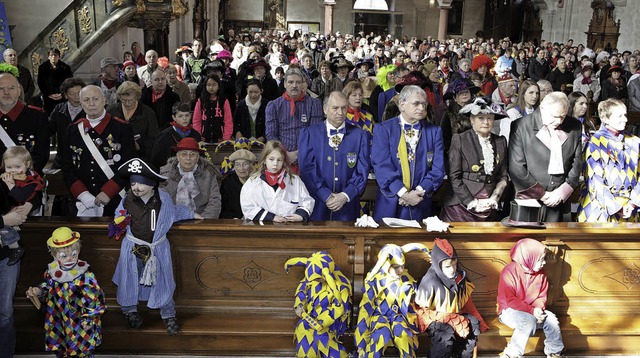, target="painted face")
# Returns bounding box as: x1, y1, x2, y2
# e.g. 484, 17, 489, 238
399, 93, 428, 123
131, 181, 154, 199
524, 85, 540, 108
387, 264, 404, 279
233, 159, 252, 181
80, 86, 106, 119
603, 105, 627, 133
55, 247, 80, 271
177, 150, 200, 172
441, 258, 458, 279
348, 88, 363, 109
173, 111, 191, 127
4, 157, 27, 175
206, 78, 219, 96
265, 150, 284, 173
